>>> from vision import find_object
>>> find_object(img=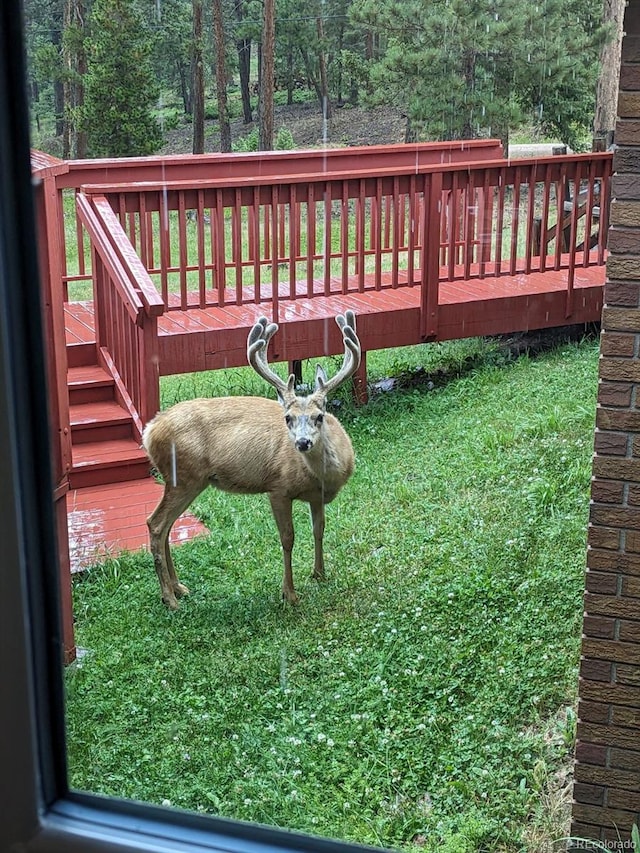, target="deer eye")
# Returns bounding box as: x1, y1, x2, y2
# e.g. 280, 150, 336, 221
285, 414, 293, 426
316, 413, 324, 425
